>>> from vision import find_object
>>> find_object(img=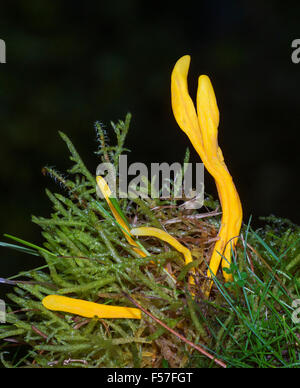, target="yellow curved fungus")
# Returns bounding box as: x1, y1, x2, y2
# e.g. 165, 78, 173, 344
171, 55, 242, 294
131, 226, 196, 287
131, 226, 192, 265
96, 175, 147, 258
42, 295, 141, 319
